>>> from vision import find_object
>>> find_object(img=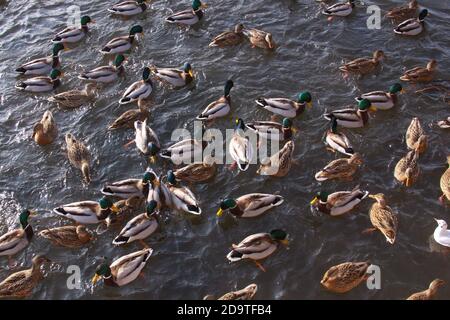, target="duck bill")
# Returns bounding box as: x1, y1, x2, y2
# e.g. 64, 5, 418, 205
306, 101, 313, 109
280, 239, 289, 246
216, 208, 223, 217
400, 89, 406, 94
91, 274, 101, 284
111, 205, 120, 214
188, 69, 194, 78
29, 210, 38, 217
291, 126, 298, 134
201, 3, 208, 8
369, 106, 377, 112
405, 177, 412, 187
149, 156, 156, 163
310, 197, 319, 206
